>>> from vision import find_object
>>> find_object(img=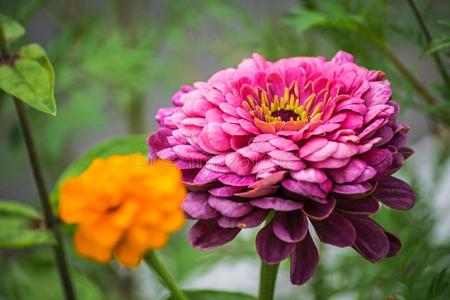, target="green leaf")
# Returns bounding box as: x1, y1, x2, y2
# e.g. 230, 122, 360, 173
0, 43, 56, 115
50, 134, 147, 210
425, 36, 450, 55
284, 10, 328, 33
0, 200, 41, 220
0, 228, 55, 248
0, 14, 25, 43
1, 251, 104, 300
165, 290, 256, 300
